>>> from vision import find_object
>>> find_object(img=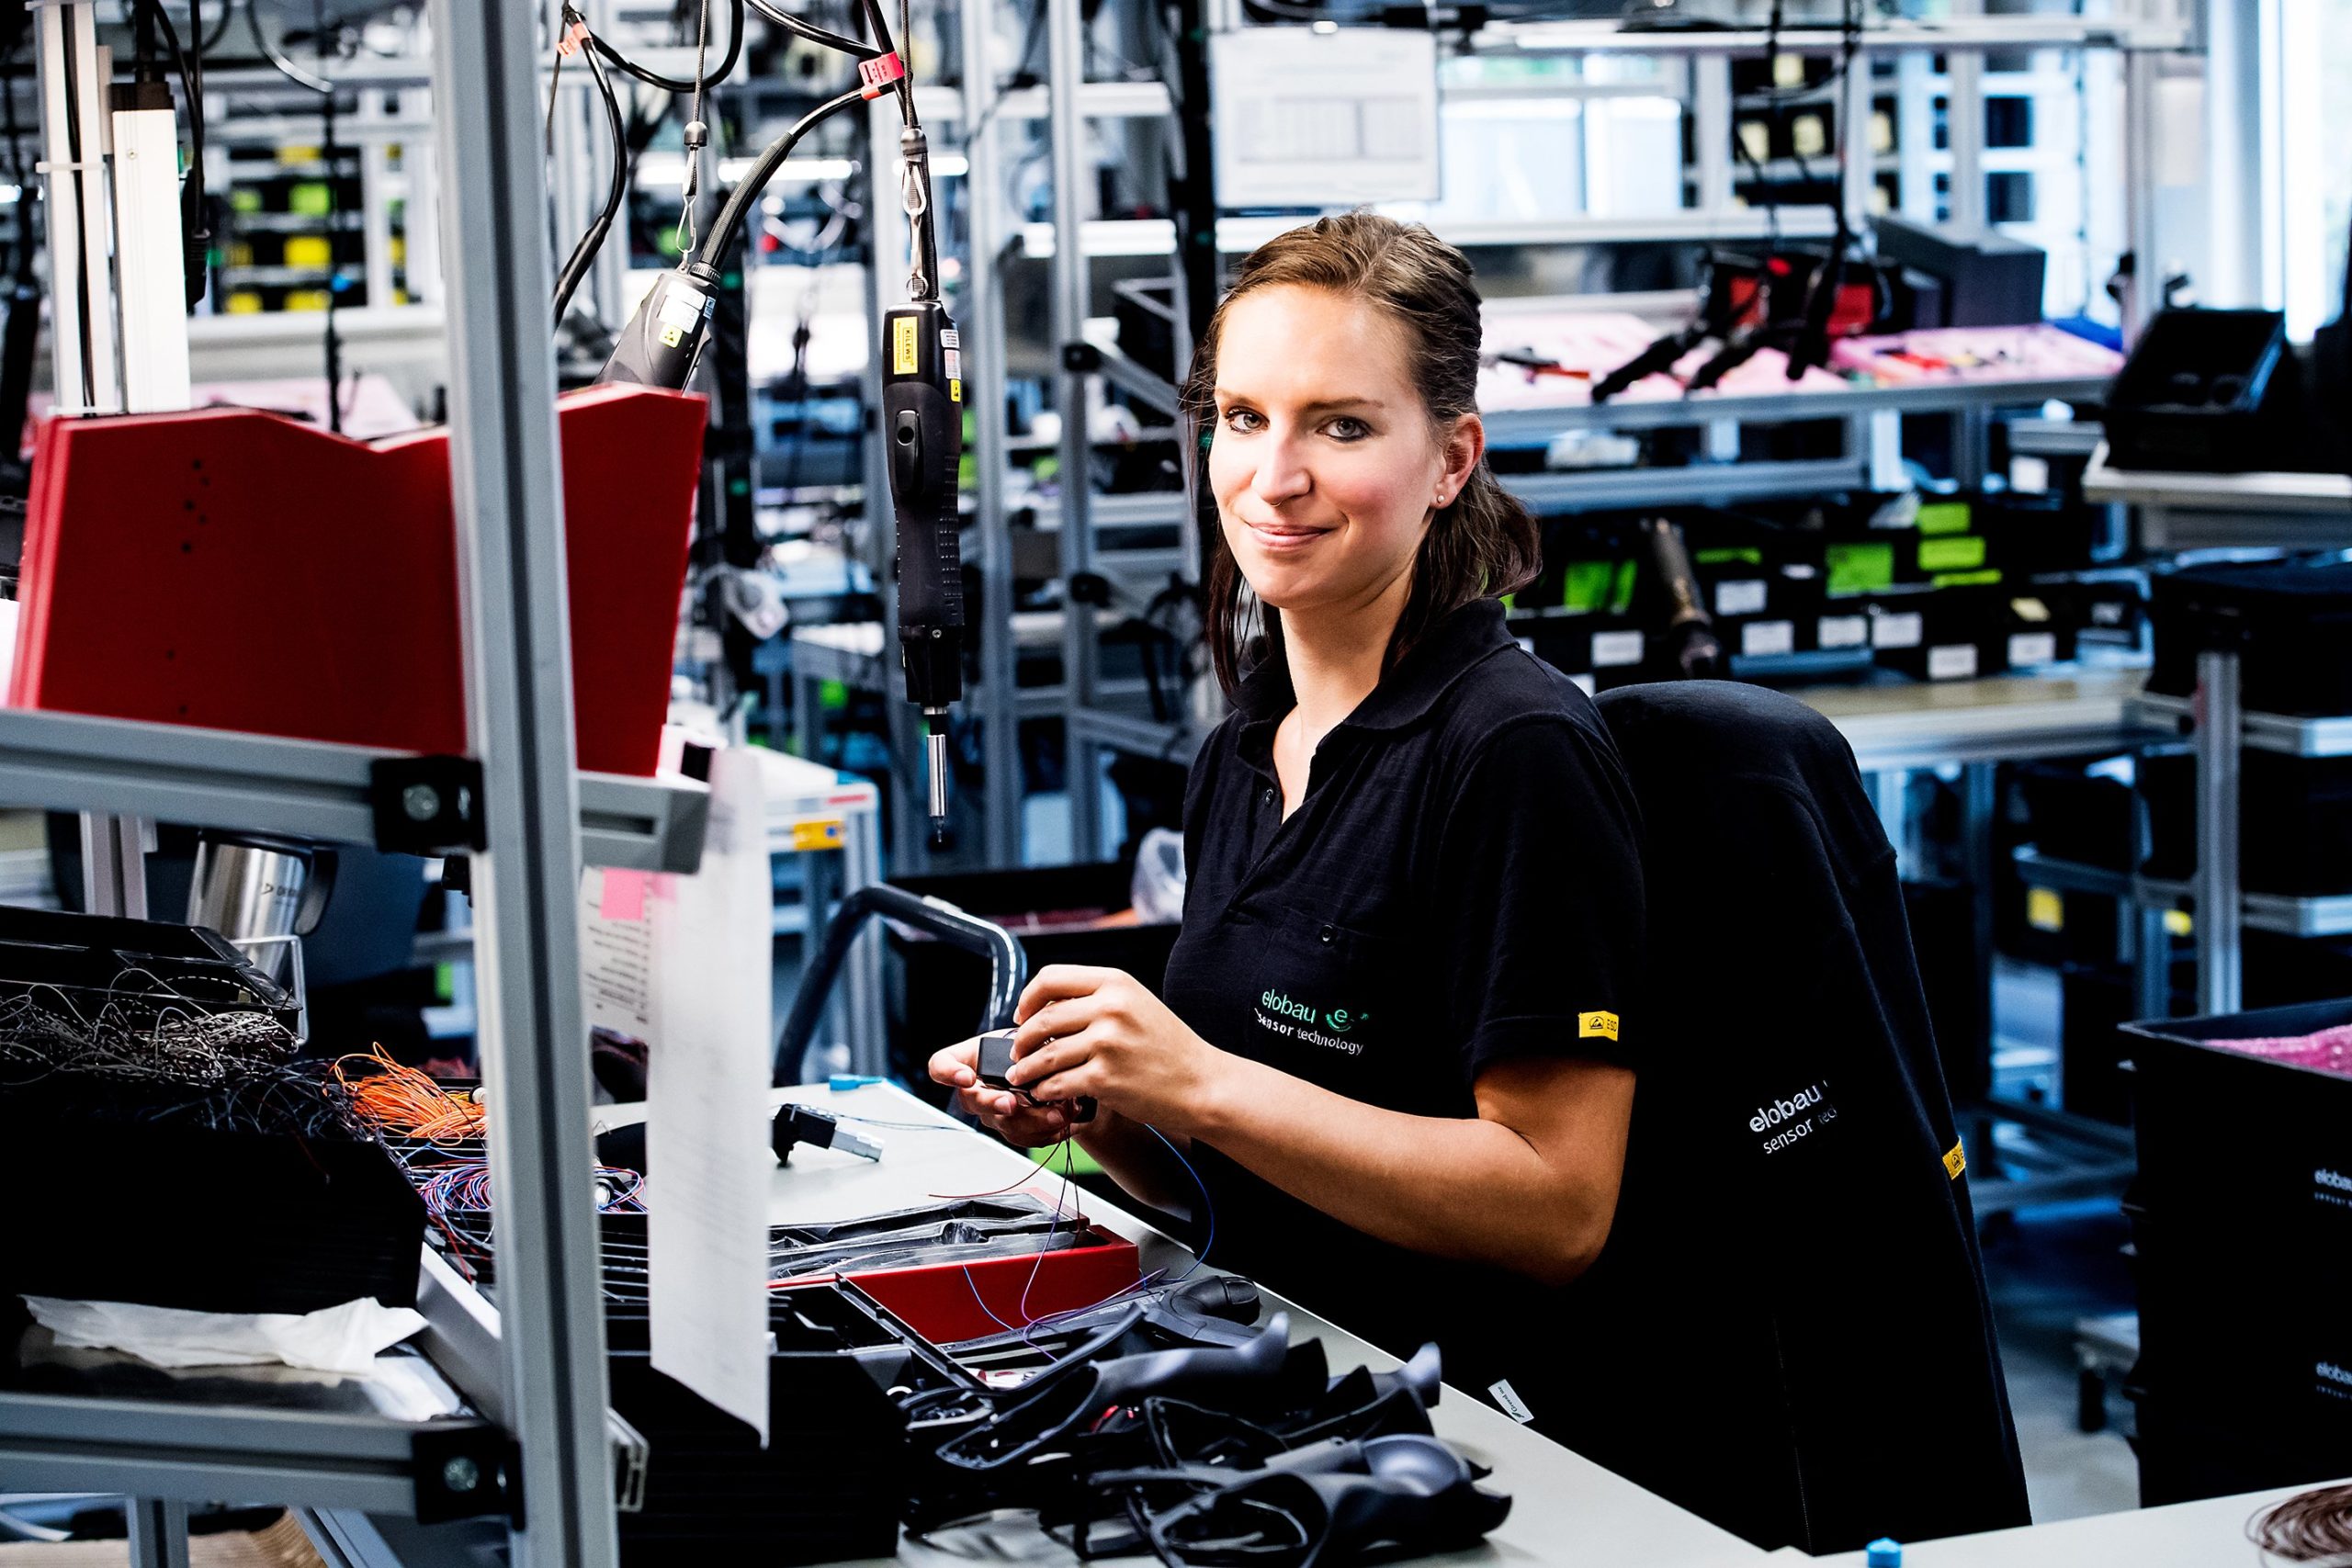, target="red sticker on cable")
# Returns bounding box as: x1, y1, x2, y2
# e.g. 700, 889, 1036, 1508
859, 51, 907, 97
